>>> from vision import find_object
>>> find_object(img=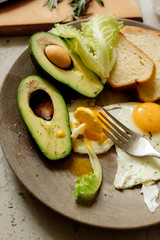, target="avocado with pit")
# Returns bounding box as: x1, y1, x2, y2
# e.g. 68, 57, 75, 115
17, 75, 72, 160
29, 32, 104, 98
